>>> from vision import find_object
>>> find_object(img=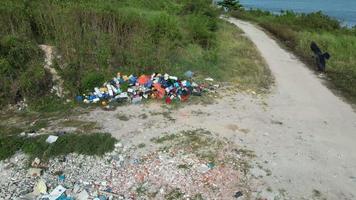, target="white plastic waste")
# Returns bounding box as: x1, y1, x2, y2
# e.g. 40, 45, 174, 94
41, 185, 66, 200
46, 135, 58, 144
